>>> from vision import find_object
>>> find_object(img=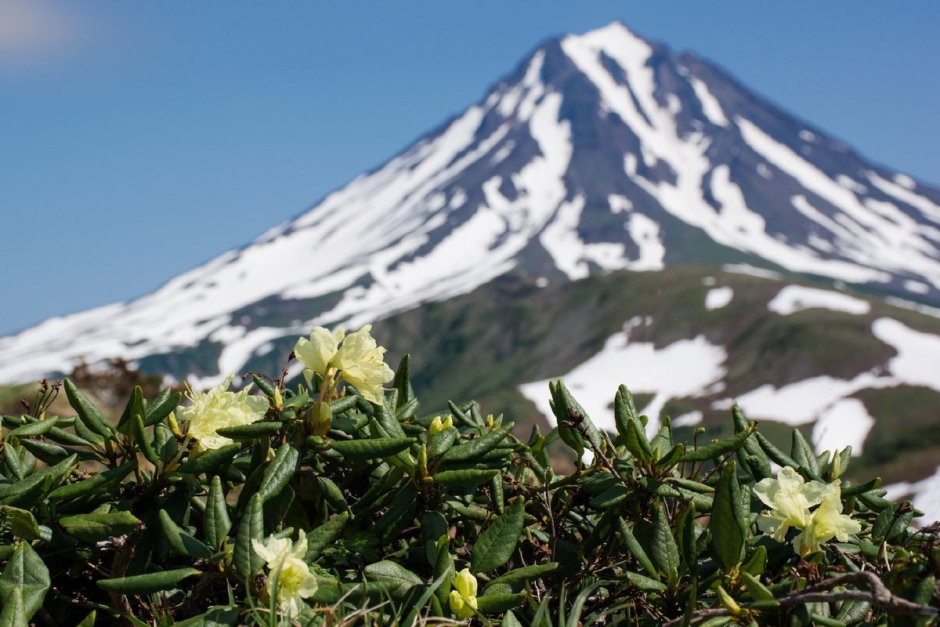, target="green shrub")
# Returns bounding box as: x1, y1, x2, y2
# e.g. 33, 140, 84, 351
0, 325, 936, 625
